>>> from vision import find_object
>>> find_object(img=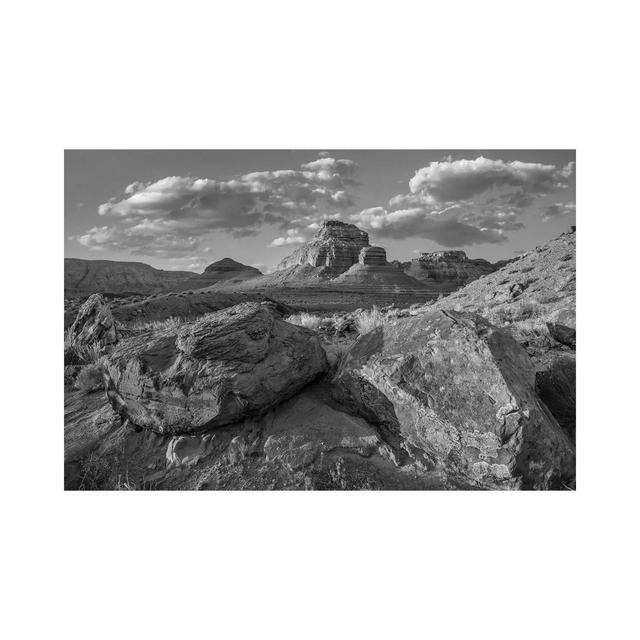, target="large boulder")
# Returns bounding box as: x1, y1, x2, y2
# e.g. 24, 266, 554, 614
333, 309, 575, 489
68, 293, 118, 348
103, 302, 329, 435
535, 354, 576, 444
546, 308, 576, 348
